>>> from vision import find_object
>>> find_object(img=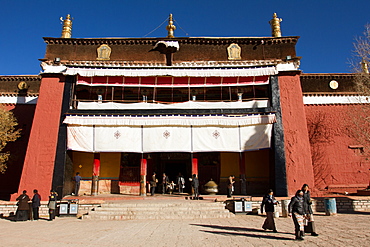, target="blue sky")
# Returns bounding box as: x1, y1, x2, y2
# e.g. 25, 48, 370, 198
0, 0, 369, 75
